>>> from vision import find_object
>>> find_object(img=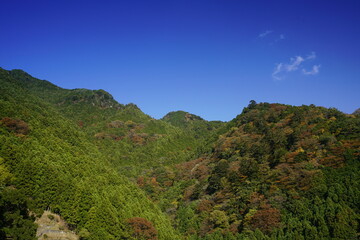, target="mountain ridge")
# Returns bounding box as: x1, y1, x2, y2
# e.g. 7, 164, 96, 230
0, 68, 182, 239
0, 68, 359, 239
7, 68, 229, 122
